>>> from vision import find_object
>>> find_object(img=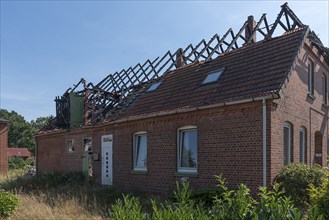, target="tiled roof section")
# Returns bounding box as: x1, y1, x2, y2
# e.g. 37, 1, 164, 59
117, 27, 307, 119
7, 148, 31, 157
